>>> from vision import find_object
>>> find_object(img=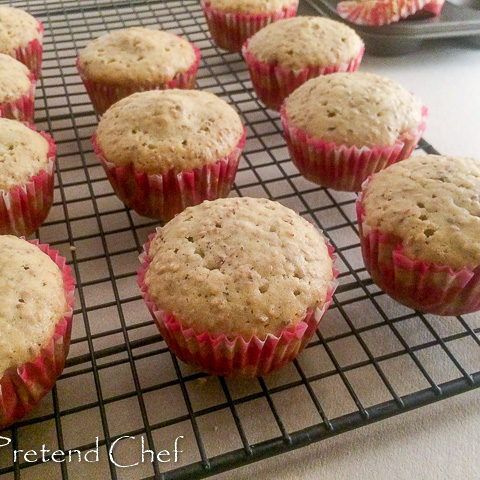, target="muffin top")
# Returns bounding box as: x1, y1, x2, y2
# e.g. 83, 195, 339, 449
145, 197, 334, 338
0, 54, 32, 103
0, 118, 50, 191
0, 6, 40, 55
207, 0, 296, 14
0, 236, 68, 375
95, 89, 244, 174
246, 17, 363, 71
361, 155, 480, 270
284, 72, 423, 147
78, 27, 197, 85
